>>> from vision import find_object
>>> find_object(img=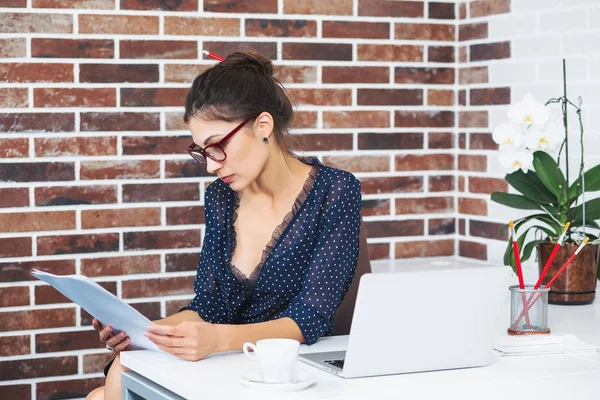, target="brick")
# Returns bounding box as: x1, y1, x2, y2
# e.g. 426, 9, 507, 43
205, 0, 277, 13
429, 2, 455, 19
291, 112, 318, 129
0, 211, 75, 233
81, 112, 159, 131
459, 46, 467, 62
36, 281, 116, 305
292, 134, 353, 151
470, 133, 496, 150
0, 112, 74, 132
459, 176, 465, 192
364, 220, 424, 238
470, 0, 510, 17
470, 87, 511, 105
459, 23, 488, 41
124, 229, 200, 251
395, 239, 454, 258
121, 88, 187, 107
0, 286, 29, 307
165, 17, 239, 36
37, 233, 119, 256
323, 155, 389, 173
469, 177, 507, 194
324, 111, 390, 128
361, 199, 390, 217
164, 112, 187, 131
80, 64, 159, 83
123, 276, 195, 298
459, 240, 487, 260
368, 243, 390, 260
123, 183, 200, 202
281, 43, 352, 61
166, 299, 191, 315
0, 138, 28, 158
471, 42, 511, 62
0, 163, 75, 182
0, 308, 75, 332
395, 111, 454, 128
167, 206, 205, 225
36, 137, 117, 157
0, 74, 36, 95
0, 357, 77, 380
427, 89, 454, 106
120, 40, 197, 59
165, 160, 213, 178
246, 19, 316, 37
396, 196, 453, 214
429, 218, 455, 235
0, 260, 75, 282
0, 385, 30, 400
358, 132, 423, 150
459, 66, 488, 84
459, 218, 465, 234
395, 23, 455, 41
0, 188, 29, 208
82, 208, 161, 229
428, 132, 454, 149
395, 67, 454, 84
34, 0, 114, 8
32, 39, 114, 58
358, 0, 423, 17
322, 66, 388, 84
289, 88, 351, 106
166, 252, 200, 272
323, 21, 389, 39
460, 2, 467, 18
357, 89, 423, 106
458, 154, 487, 172
0, 38, 26, 58
34, 88, 115, 108
0, 0, 26, 6
274, 66, 317, 84
35, 185, 116, 206
429, 175, 454, 192
396, 154, 454, 171
459, 111, 488, 128
284, 0, 352, 15
83, 353, 114, 374
121, 0, 197, 11
80, 160, 160, 180
361, 177, 423, 195
0, 12, 72, 33
470, 220, 507, 240
36, 330, 103, 353
459, 90, 466, 106
458, 197, 487, 216
82, 254, 161, 277
357, 44, 423, 62
428, 46, 455, 63
79, 14, 159, 34
203, 41, 277, 60
164, 64, 210, 83
37, 378, 105, 400
130, 302, 162, 320
0, 335, 30, 356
